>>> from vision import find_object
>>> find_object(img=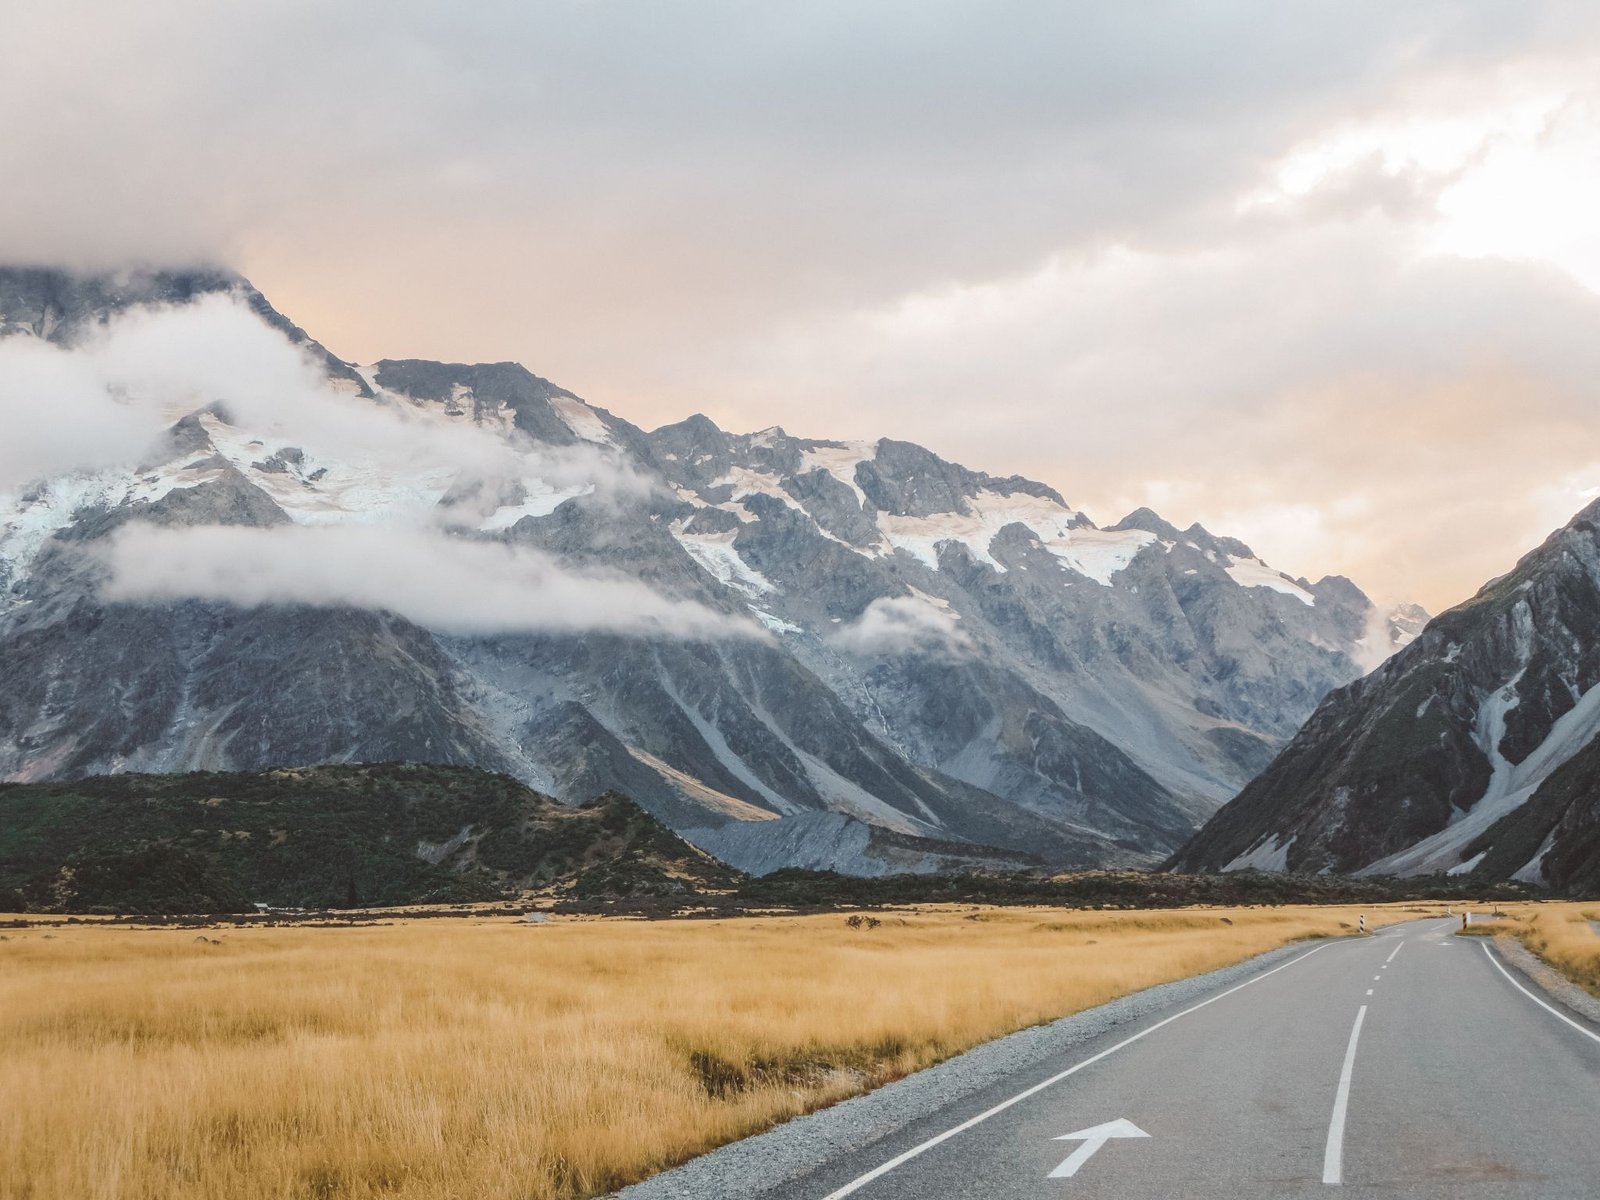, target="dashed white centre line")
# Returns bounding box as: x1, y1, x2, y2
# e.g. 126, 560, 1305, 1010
1322, 1005, 1369, 1186
1385, 942, 1405, 965
1365, 989, 1373, 996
